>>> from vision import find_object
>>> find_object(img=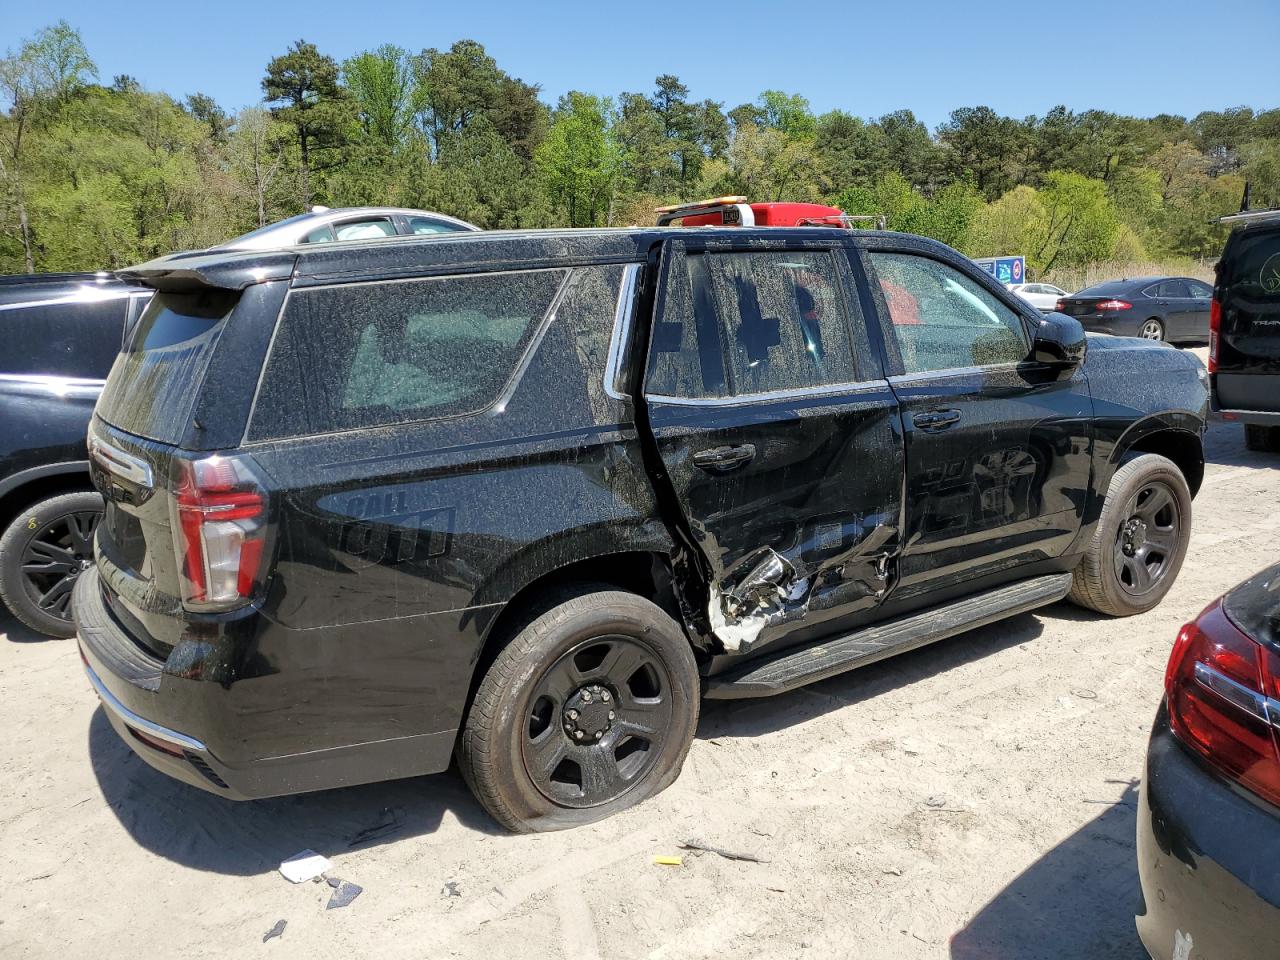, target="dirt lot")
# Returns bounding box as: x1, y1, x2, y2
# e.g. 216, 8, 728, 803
2, 348, 1276, 960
